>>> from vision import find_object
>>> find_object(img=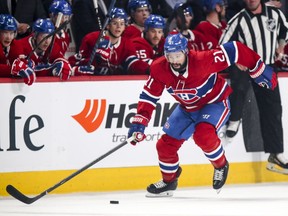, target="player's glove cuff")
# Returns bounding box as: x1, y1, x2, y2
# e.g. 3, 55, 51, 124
131, 114, 149, 126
